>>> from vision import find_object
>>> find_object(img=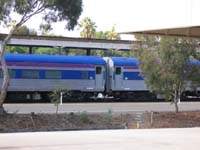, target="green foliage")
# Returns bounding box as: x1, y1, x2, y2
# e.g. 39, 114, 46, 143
5, 46, 29, 53
78, 19, 124, 56
104, 109, 113, 122
105, 25, 120, 40
13, 25, 37, 35
136, 36, 200, 112
0, 0, 83, 30
95, 26, 122, 56
95, 31, 108, 39
79, 111, 90, 123
0, 0, 13, 25
135, 35, 159, 47
49, 88, 69, 114
39, 24, 53, 35
49, 90, 60, 104
95, 25, 120, 40
49, 90, 61, 114
79, 17, 97, 38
